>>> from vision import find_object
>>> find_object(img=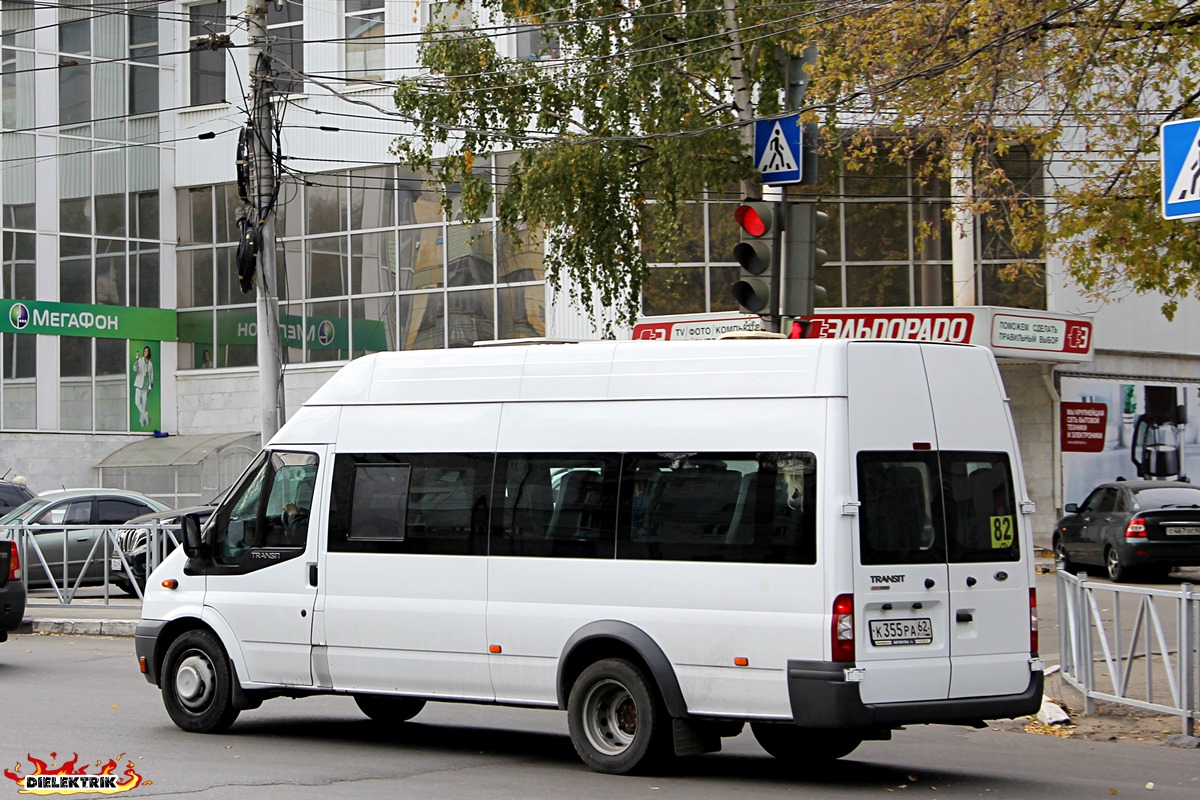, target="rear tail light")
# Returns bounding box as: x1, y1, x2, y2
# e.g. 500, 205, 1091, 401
6, 540, 19, 581
832, 593, 855, 663
1124, 517, 1147, 538
1029, 587, 1039, 657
